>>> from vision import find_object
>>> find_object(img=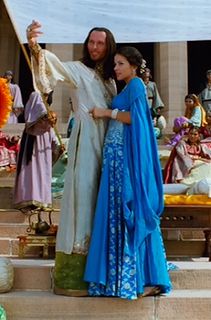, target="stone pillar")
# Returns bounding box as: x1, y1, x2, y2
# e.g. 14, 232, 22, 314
154, 42, 188, 133
73, 44, 83, 60
46, 44, 74, 134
